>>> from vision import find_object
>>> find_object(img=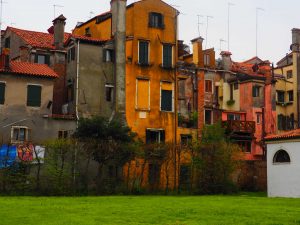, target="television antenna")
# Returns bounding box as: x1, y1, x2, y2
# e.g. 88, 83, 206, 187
256, 7, 264, 56
197, 15, 203, 37
205, 15, 213, 49
53, 4, 64, 19
0, 0, 7, 53
227, 2, 235, 51
219, 38, 226, 52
